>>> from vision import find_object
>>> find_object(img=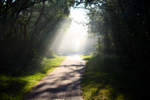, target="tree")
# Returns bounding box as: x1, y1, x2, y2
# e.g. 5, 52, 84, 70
0, 0, 74, 73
